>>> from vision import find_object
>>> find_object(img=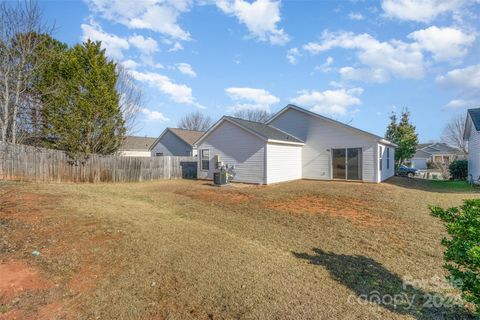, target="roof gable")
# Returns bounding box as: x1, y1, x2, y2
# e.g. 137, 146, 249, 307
150, 128, 204, 150
420, 142, 463, 155
468, 108, 480, 131
268, 104, 397, 147
195, 116, 304, 146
